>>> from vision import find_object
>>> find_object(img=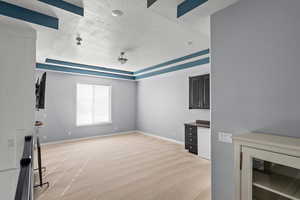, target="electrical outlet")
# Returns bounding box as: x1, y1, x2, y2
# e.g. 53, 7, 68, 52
218, 132, 232, 143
